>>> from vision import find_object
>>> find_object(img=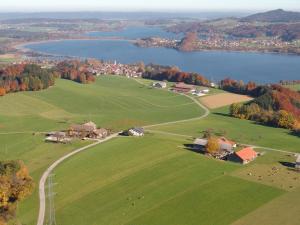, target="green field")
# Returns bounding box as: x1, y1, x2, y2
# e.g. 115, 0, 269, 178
1, 76, 299, 225
148, 106, 300, 152
52, 134, 283, 225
